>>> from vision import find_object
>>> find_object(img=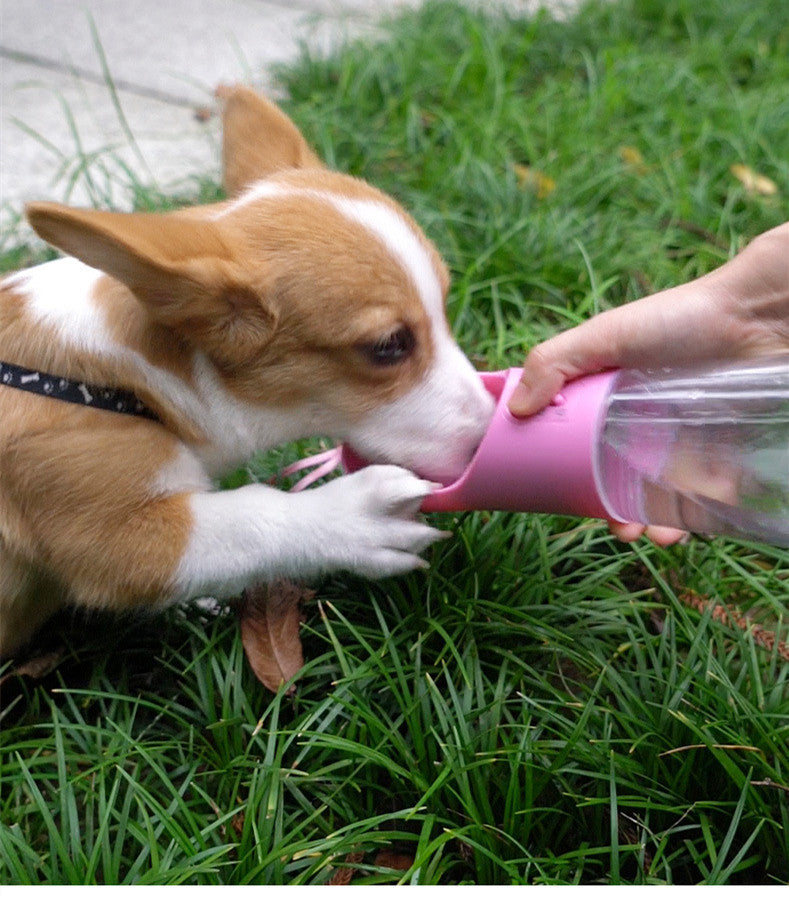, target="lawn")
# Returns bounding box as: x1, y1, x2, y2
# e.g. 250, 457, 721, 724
1, 0, 788, 885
